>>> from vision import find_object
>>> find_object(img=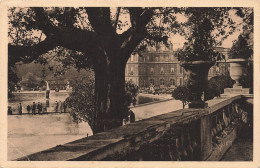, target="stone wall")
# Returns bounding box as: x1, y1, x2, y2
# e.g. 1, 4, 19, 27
16, 95, 252, 161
